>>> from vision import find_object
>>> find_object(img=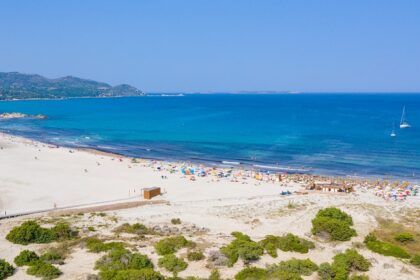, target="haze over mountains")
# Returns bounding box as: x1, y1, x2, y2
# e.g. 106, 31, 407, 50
0, 72, 143, 100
